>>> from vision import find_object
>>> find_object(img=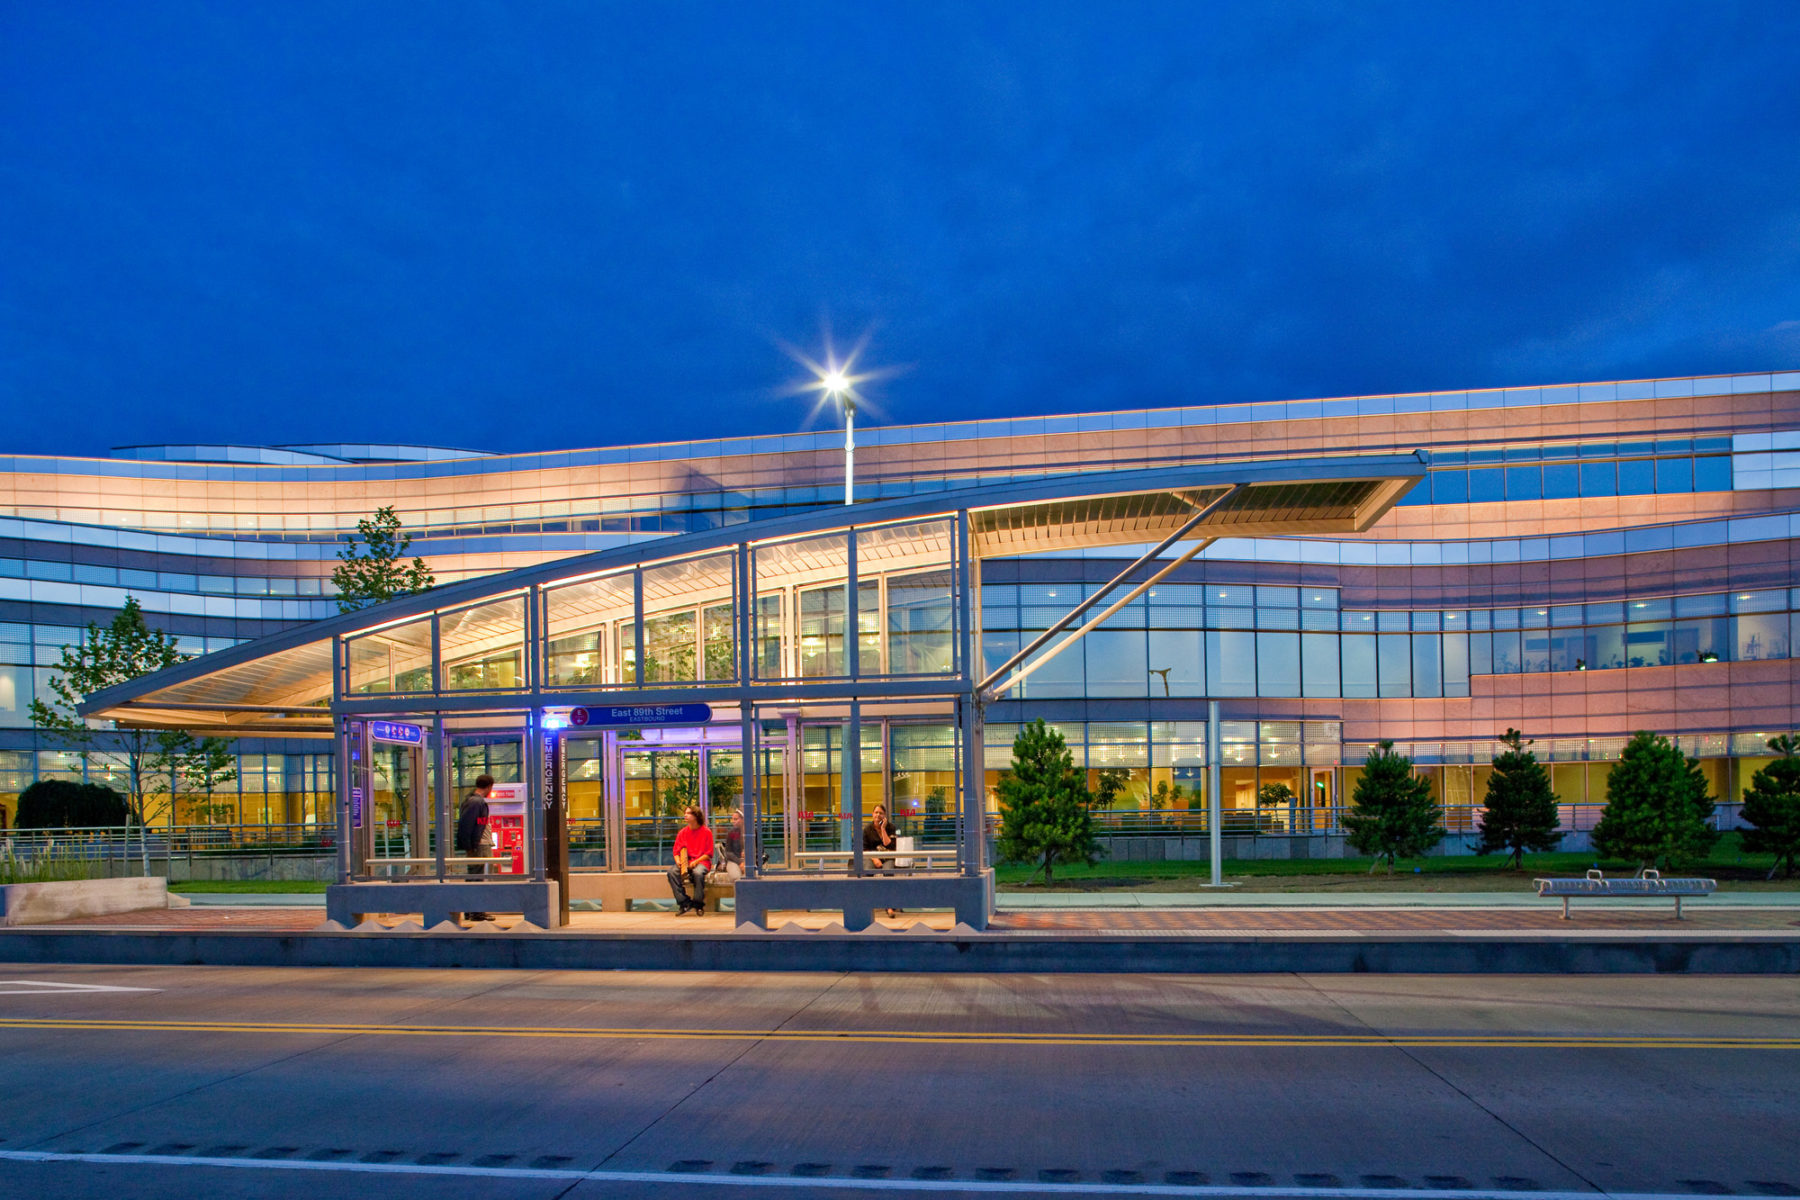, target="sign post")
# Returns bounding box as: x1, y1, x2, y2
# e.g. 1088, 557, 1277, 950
543, 722, 569, 927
